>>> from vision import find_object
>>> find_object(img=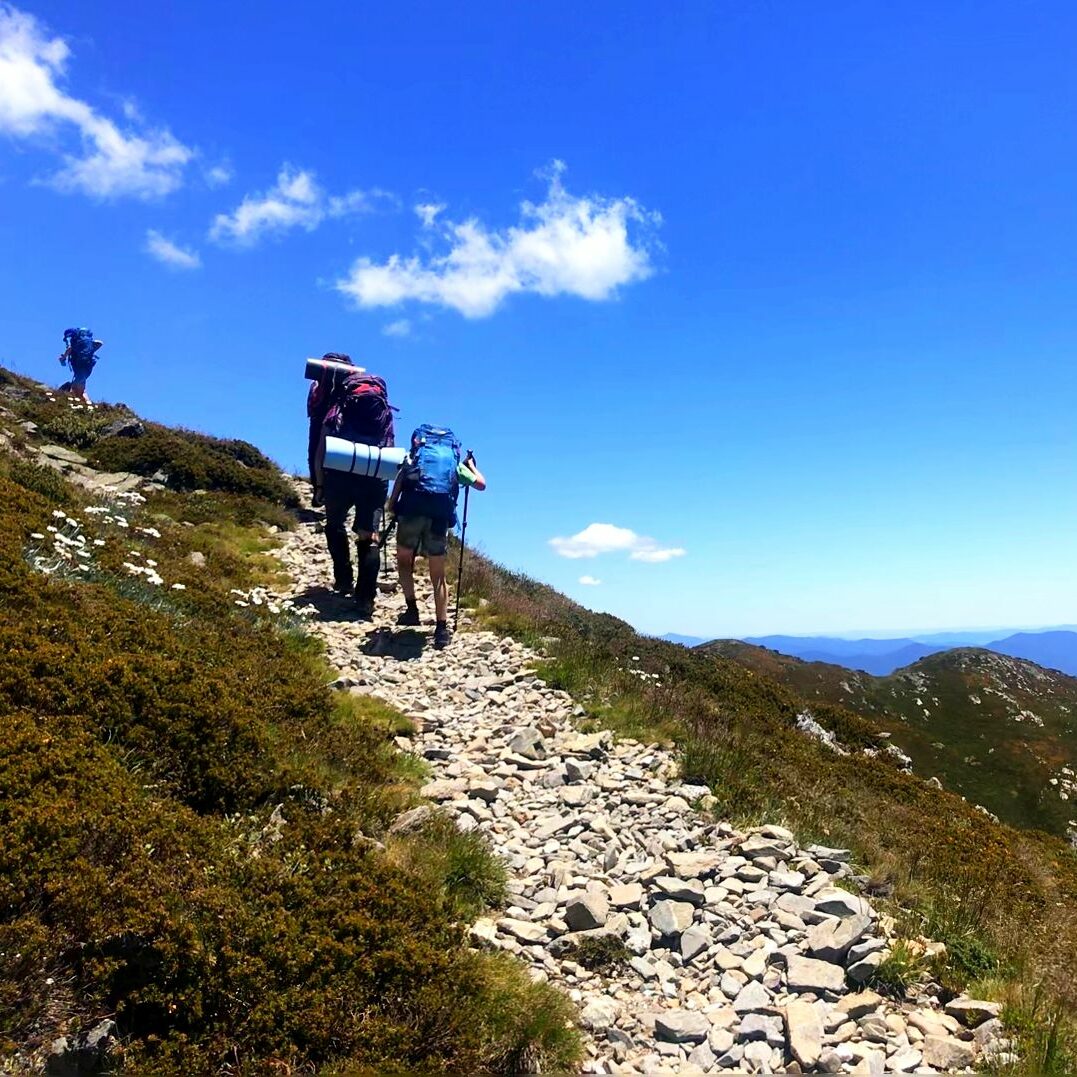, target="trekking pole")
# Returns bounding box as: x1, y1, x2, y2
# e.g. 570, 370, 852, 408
454, 452, 474, 630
